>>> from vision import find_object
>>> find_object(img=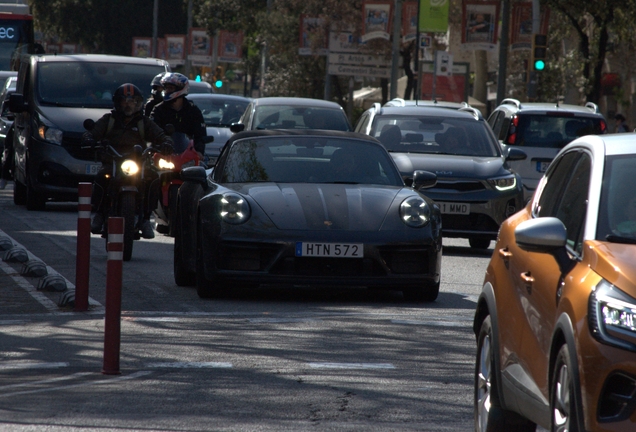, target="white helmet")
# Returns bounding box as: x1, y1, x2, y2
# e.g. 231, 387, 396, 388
160, 72, 189, 102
